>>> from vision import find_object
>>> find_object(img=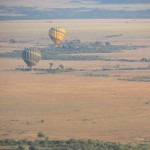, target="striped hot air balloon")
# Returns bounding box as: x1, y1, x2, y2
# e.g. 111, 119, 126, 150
22, 48, 41, 70
49, 27, 66, 46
